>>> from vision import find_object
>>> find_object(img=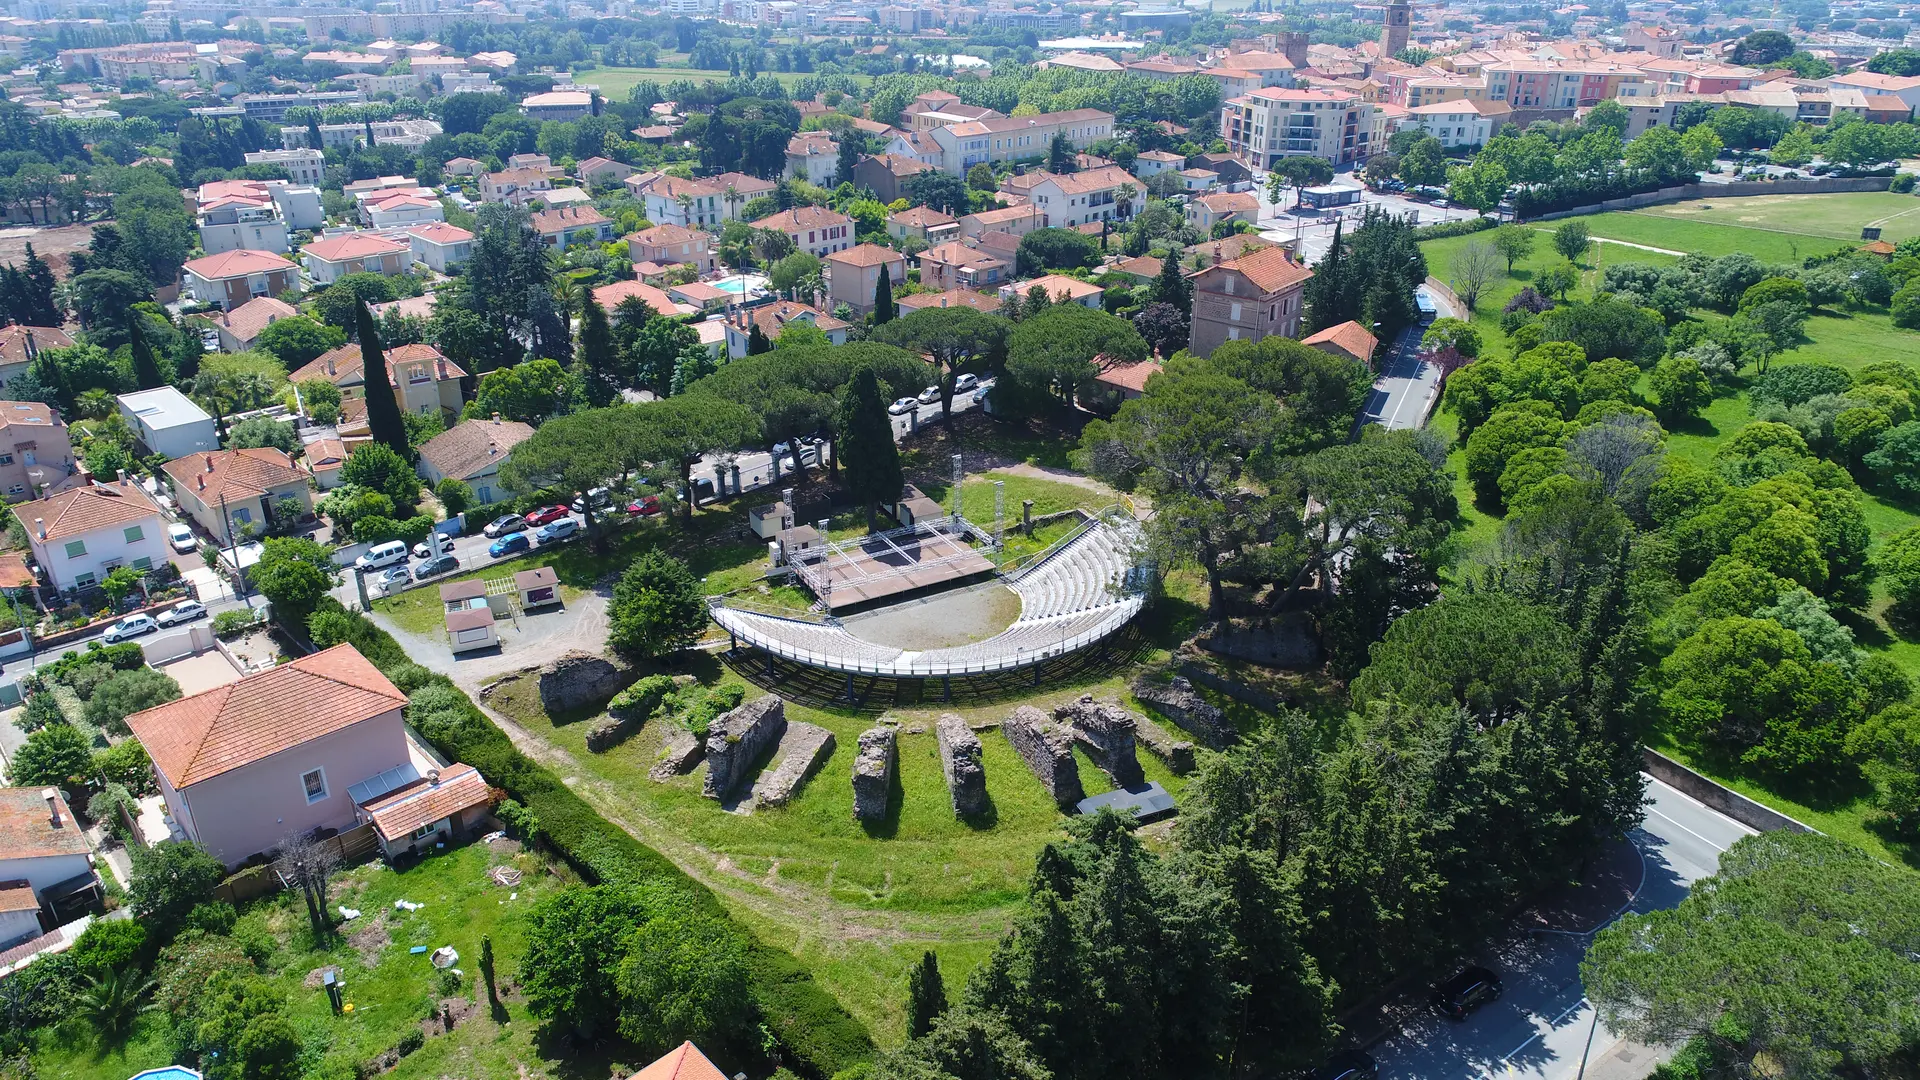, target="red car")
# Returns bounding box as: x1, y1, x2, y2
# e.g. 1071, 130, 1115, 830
624, 495, 663, 517
525, 504, 571, 526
